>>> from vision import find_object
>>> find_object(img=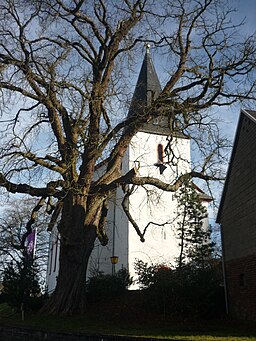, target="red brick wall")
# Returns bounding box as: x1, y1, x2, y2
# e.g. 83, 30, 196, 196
225, 254, 256, 321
